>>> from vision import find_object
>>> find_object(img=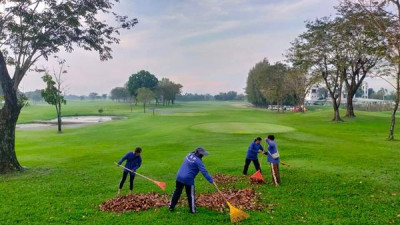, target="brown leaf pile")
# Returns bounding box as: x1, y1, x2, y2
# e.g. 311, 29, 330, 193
213, 173, 239, 184
249, 177, 266, 184
196, 188, 264, 212
99, 193, 169, 212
